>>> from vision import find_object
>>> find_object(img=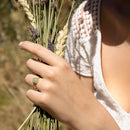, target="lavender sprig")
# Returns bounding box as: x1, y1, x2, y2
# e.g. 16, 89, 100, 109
18, 0, 79, 129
